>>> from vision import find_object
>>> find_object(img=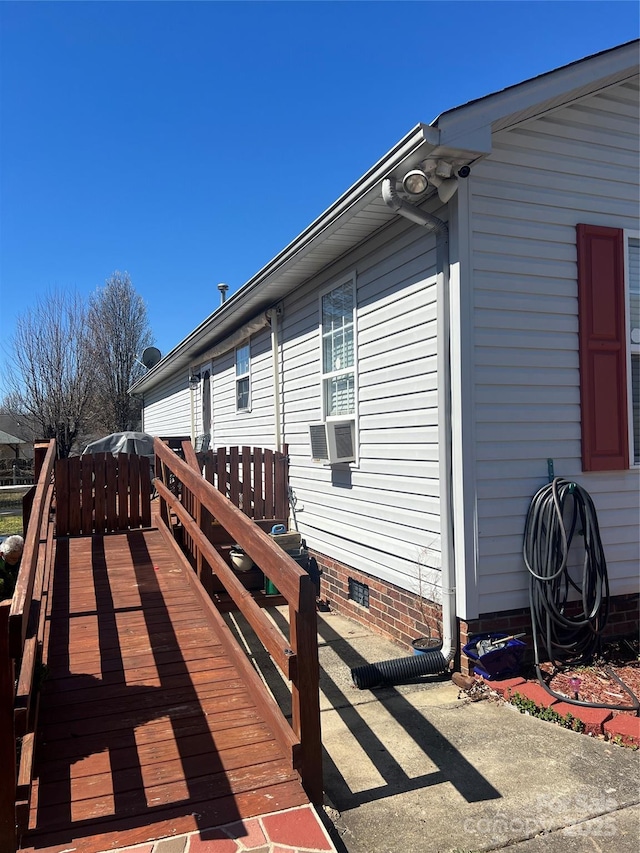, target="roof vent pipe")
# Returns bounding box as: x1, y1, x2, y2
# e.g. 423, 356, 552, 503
218, 282, 229, 304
